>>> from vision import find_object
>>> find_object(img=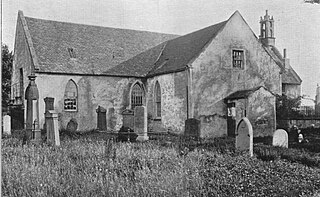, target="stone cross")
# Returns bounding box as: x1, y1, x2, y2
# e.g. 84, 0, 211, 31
272, 129, 288, 148
3, 115, 11, 135
184, 118, 201, 139
236, 117, 253, 157
134, 106, 148, 141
